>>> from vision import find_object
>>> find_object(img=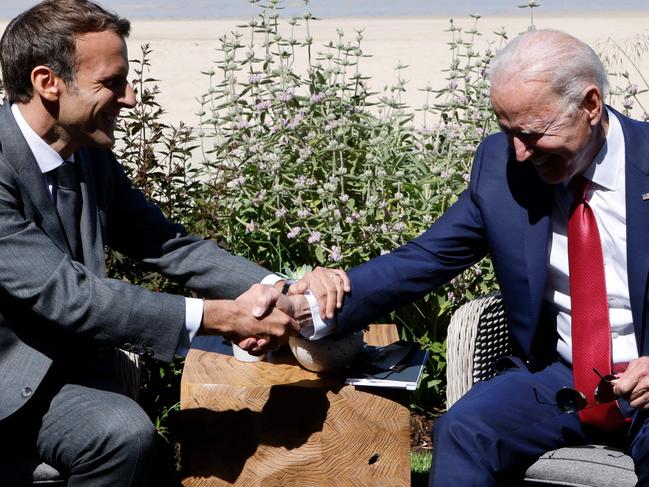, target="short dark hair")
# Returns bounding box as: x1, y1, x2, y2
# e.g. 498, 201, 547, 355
0, 0, 130, 103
